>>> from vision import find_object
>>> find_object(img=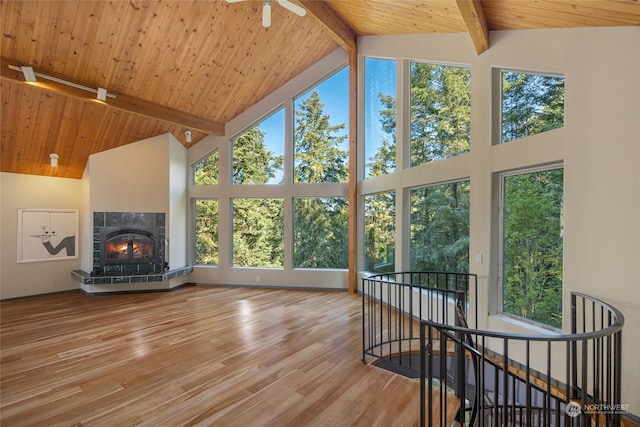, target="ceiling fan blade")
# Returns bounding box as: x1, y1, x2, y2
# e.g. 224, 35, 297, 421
225, 0, 247, 3
276, 0, 306, 16
262, 2, 271, 27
